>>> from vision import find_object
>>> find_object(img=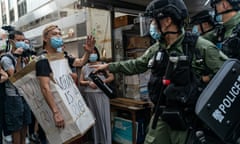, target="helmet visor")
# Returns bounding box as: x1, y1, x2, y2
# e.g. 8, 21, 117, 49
139, 14, 152, 37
